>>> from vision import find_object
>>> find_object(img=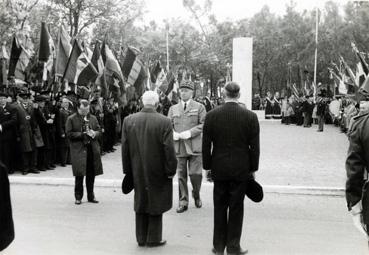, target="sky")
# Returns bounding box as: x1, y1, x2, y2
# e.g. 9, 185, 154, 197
141, 0, 349, 26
